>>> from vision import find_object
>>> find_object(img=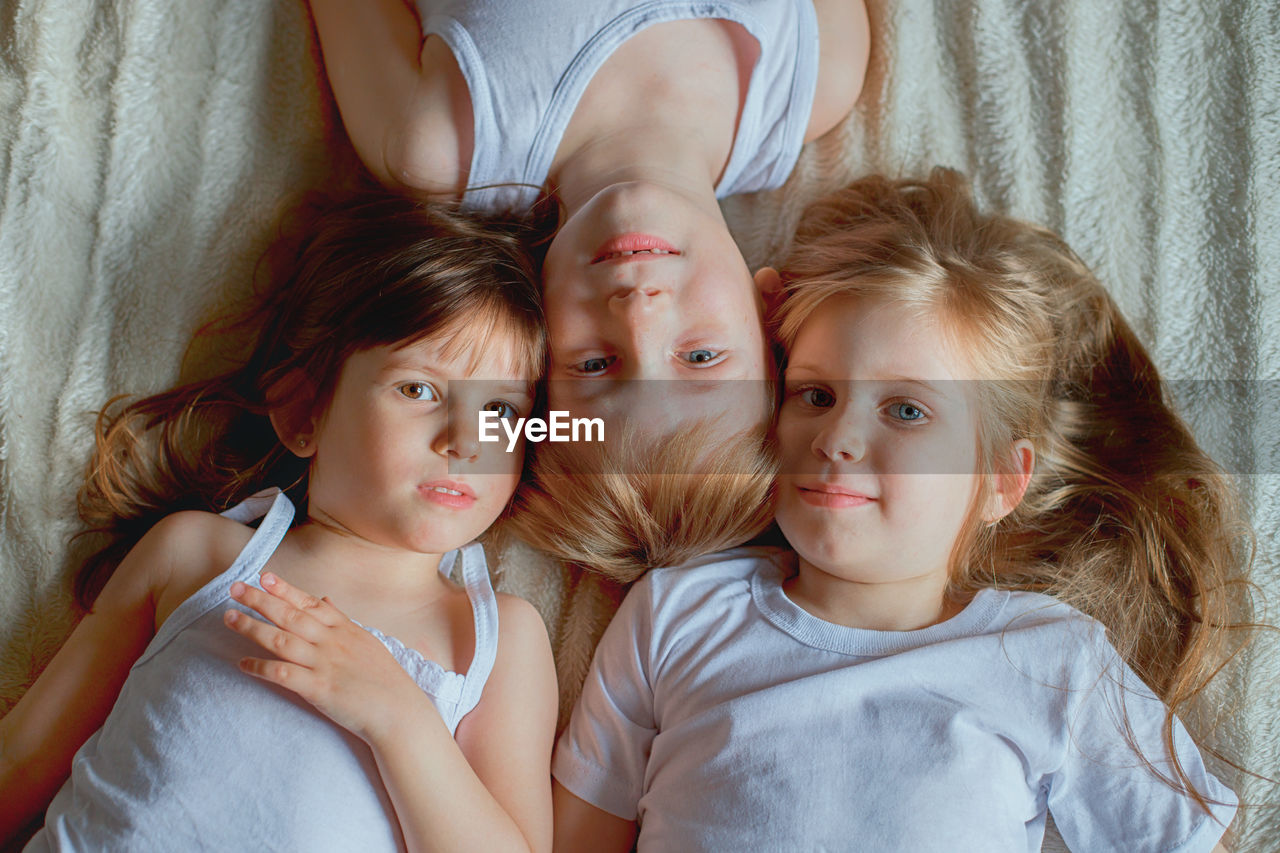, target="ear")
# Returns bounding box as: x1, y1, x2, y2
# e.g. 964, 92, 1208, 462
753, 266, 783, 314
985, 439, 1034, 523
266, 369, 320, 459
